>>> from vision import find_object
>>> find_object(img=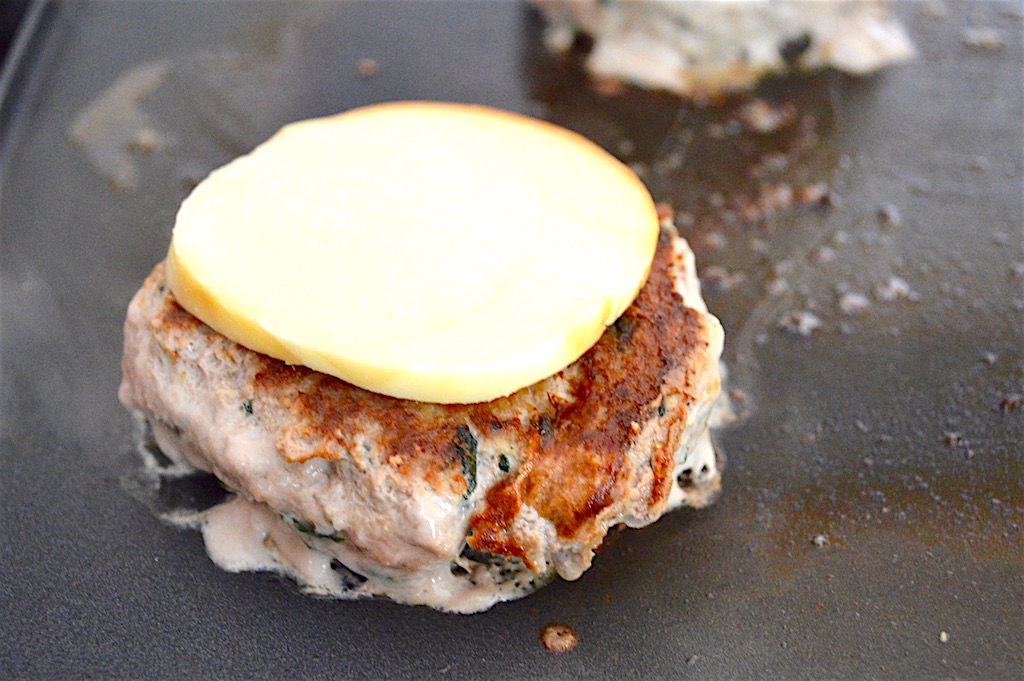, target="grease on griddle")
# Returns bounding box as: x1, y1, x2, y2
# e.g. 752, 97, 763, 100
69, 60, 172, 191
